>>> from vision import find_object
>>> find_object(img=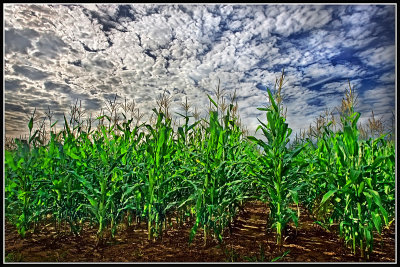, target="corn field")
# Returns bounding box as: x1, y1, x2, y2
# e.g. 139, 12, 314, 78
4, 74, 395, 260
